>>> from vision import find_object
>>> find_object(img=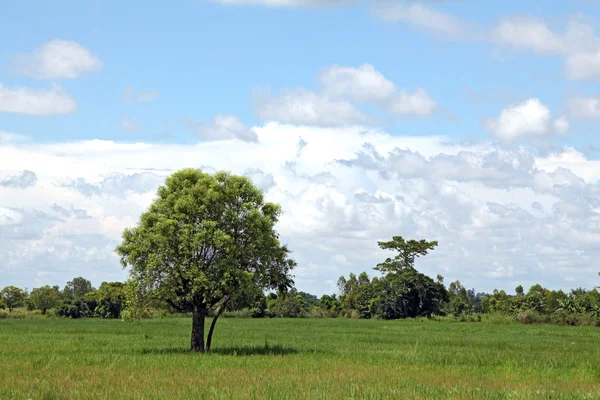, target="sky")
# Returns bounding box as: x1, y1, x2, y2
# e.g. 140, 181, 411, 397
1, 0, 599, 296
